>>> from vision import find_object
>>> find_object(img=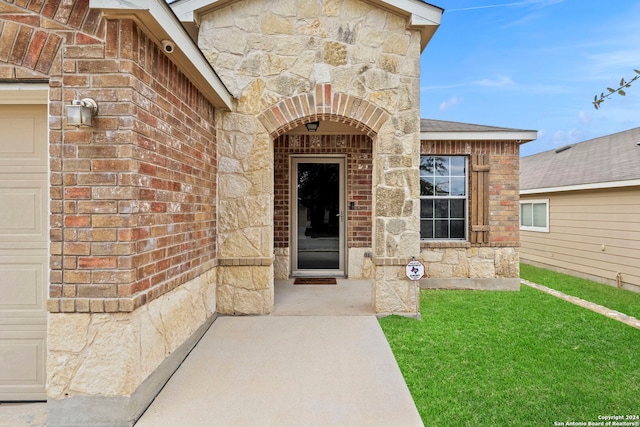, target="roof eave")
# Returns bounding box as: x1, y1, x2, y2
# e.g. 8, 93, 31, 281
92, 0, 233, 110
410, 16, 439, 51
421, 130, 538, 143
376, 0, 443, 51
521, 178, 640, 195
